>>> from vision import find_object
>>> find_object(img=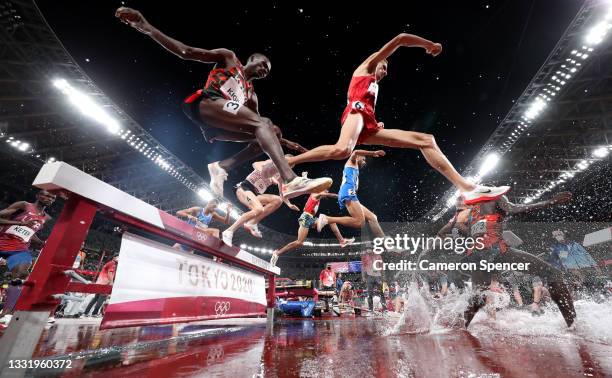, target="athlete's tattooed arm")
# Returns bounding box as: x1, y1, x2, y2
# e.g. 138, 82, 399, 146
116, 7, 235, 65
315, 193, 338, 200
498, 192, 572, 215
356, 33, 442, 75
